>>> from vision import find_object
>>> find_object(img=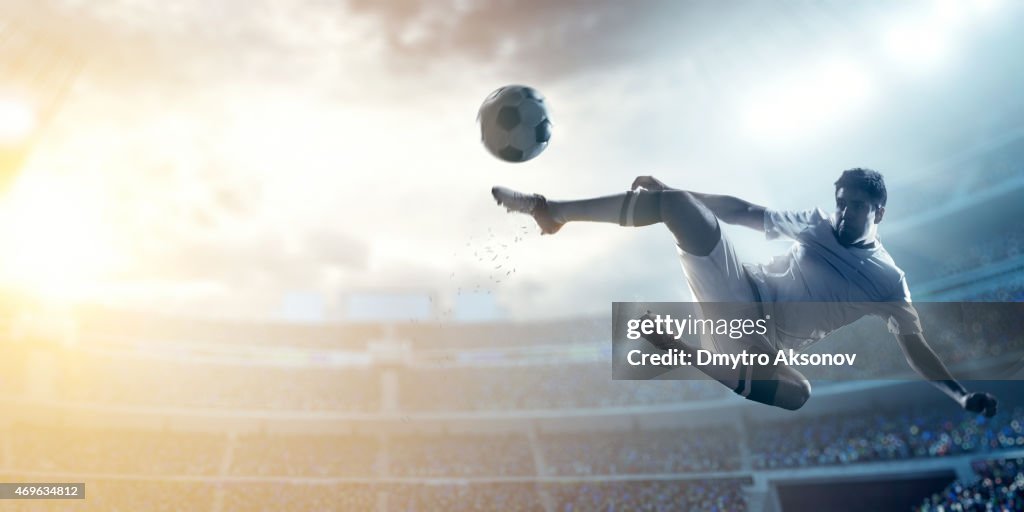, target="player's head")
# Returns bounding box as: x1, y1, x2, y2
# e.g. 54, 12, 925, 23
833, 168, 886, 247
